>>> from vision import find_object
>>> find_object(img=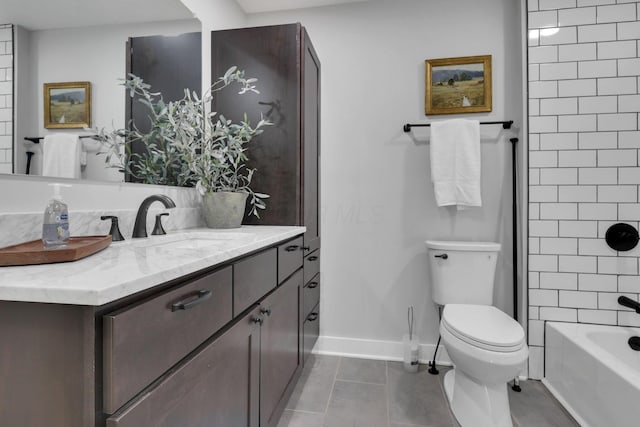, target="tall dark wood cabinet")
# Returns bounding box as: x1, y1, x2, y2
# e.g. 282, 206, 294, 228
211, 23, 321, 364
